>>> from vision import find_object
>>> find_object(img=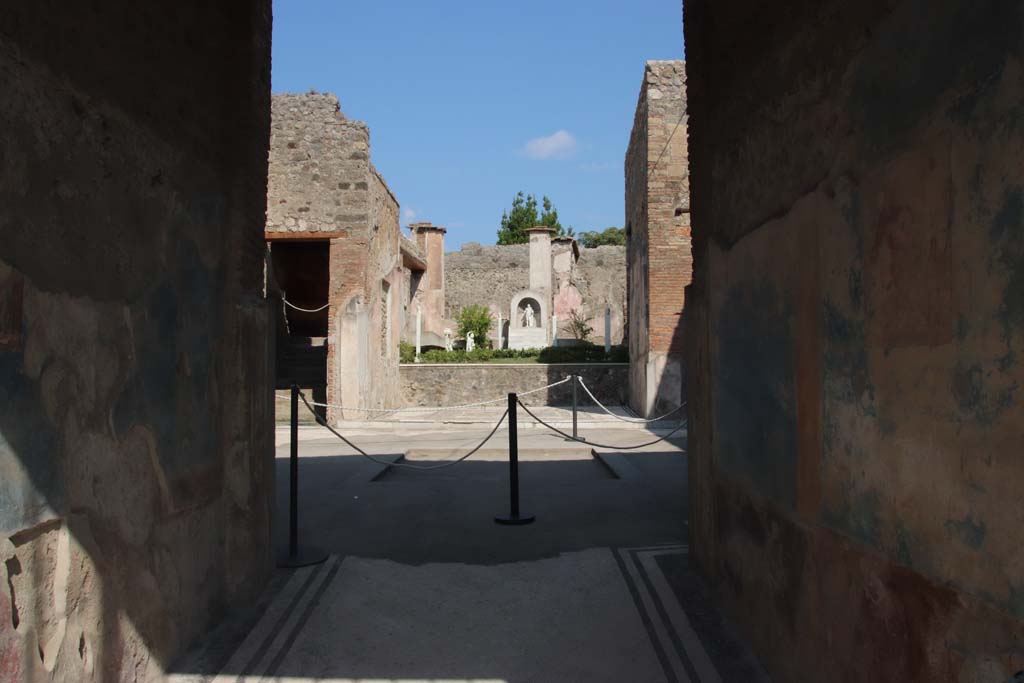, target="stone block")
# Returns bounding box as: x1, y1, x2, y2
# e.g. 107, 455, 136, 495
508, 327, 549, 350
